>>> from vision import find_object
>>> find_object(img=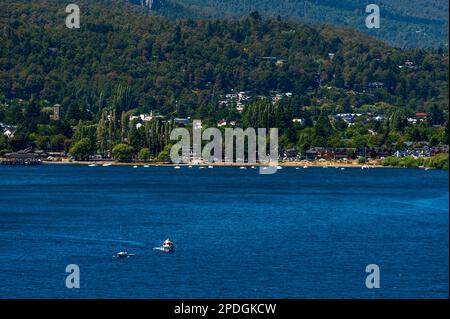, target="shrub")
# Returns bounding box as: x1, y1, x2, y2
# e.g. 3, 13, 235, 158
138, 148, 150, 161
69, 138, 94, 161
157, 144, 172, 163
357, 156, 366, 164
112, 144, 134, 162
401, 156, 419, 168
382, 156, 401, 167
425, 153, 449, 170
